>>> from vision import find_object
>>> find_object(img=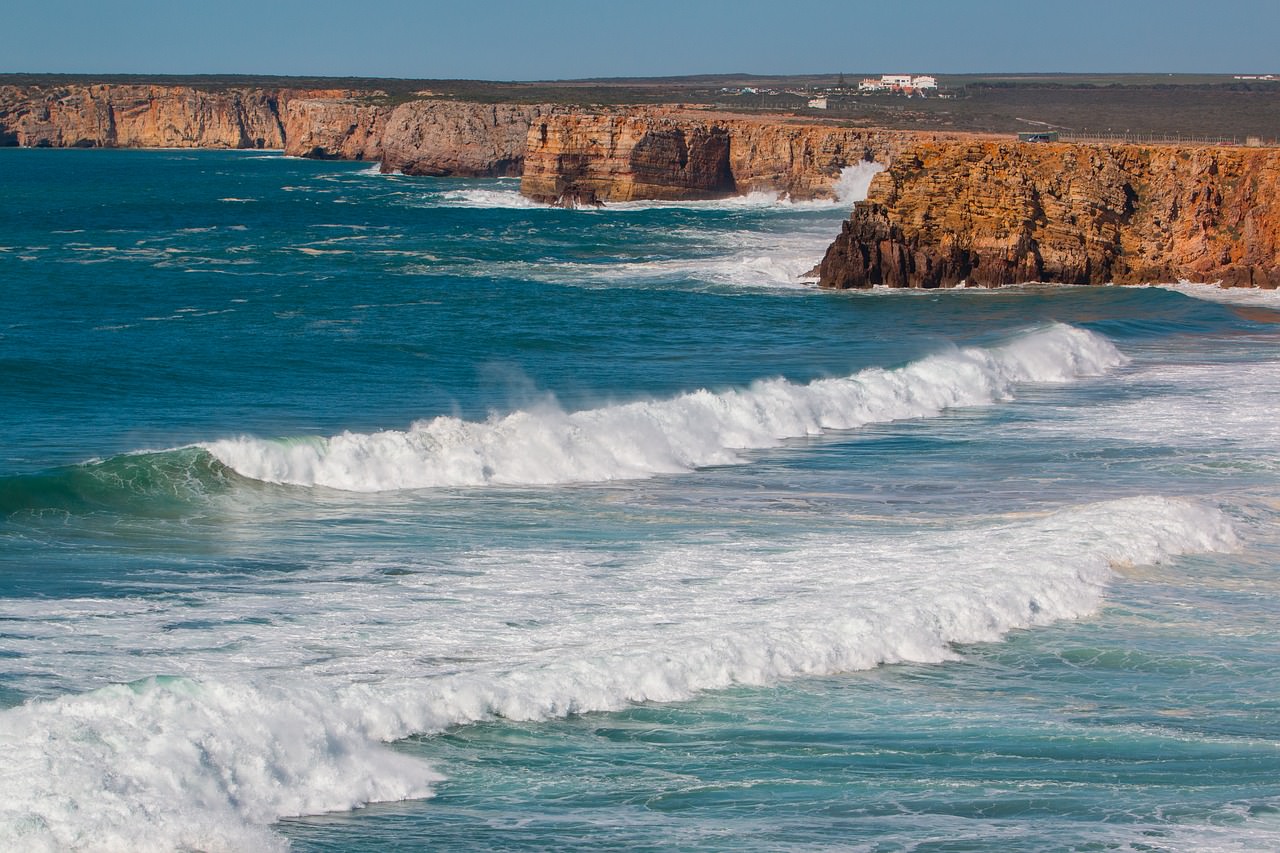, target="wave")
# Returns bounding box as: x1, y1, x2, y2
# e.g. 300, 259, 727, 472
0, 324, 1124, 511
0, 494, 1240, 851
1143, 281, 1280, 309
203, 323, 1125, 492
452, 231, 840, 290
0, 448, 241, 517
